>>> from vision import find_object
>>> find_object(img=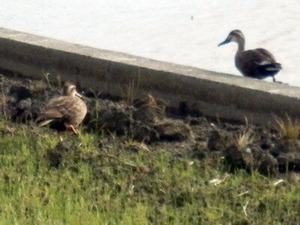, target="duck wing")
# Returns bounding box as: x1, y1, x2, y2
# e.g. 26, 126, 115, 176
36, 109, 63, 127
241, 48, 276, 65
253, 49, 282, 72
254, 48, 276, 62
237, 49, 281, 78
36, 96, 70, 127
